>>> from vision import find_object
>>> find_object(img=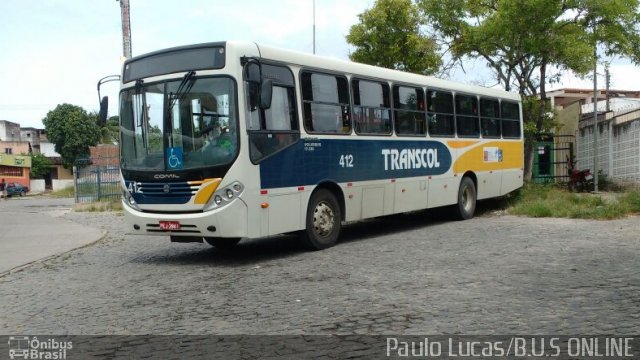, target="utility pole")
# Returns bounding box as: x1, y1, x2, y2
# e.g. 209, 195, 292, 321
312, 0, 316, 54
605, 65, 610, 112
592, 34, 599, 193
117, 0, 132, 59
